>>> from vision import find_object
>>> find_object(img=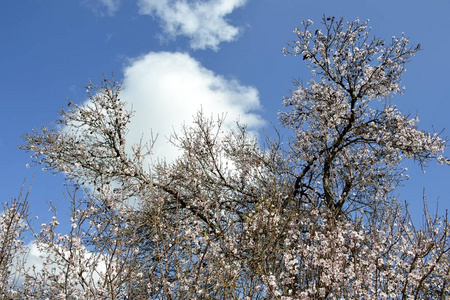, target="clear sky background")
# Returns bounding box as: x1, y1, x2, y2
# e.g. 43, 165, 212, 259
1, 0, 449, 227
